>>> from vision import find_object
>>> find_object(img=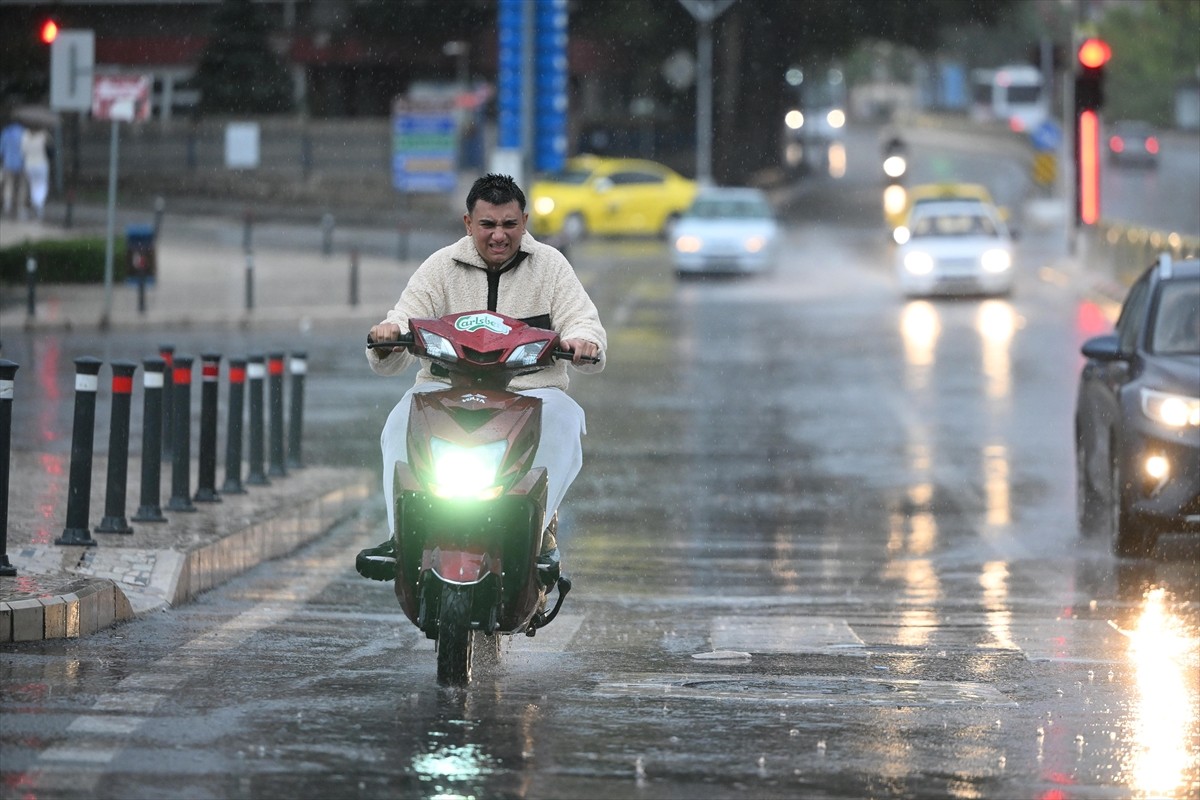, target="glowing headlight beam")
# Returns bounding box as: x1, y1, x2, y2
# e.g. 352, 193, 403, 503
430, 438, 507, 500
